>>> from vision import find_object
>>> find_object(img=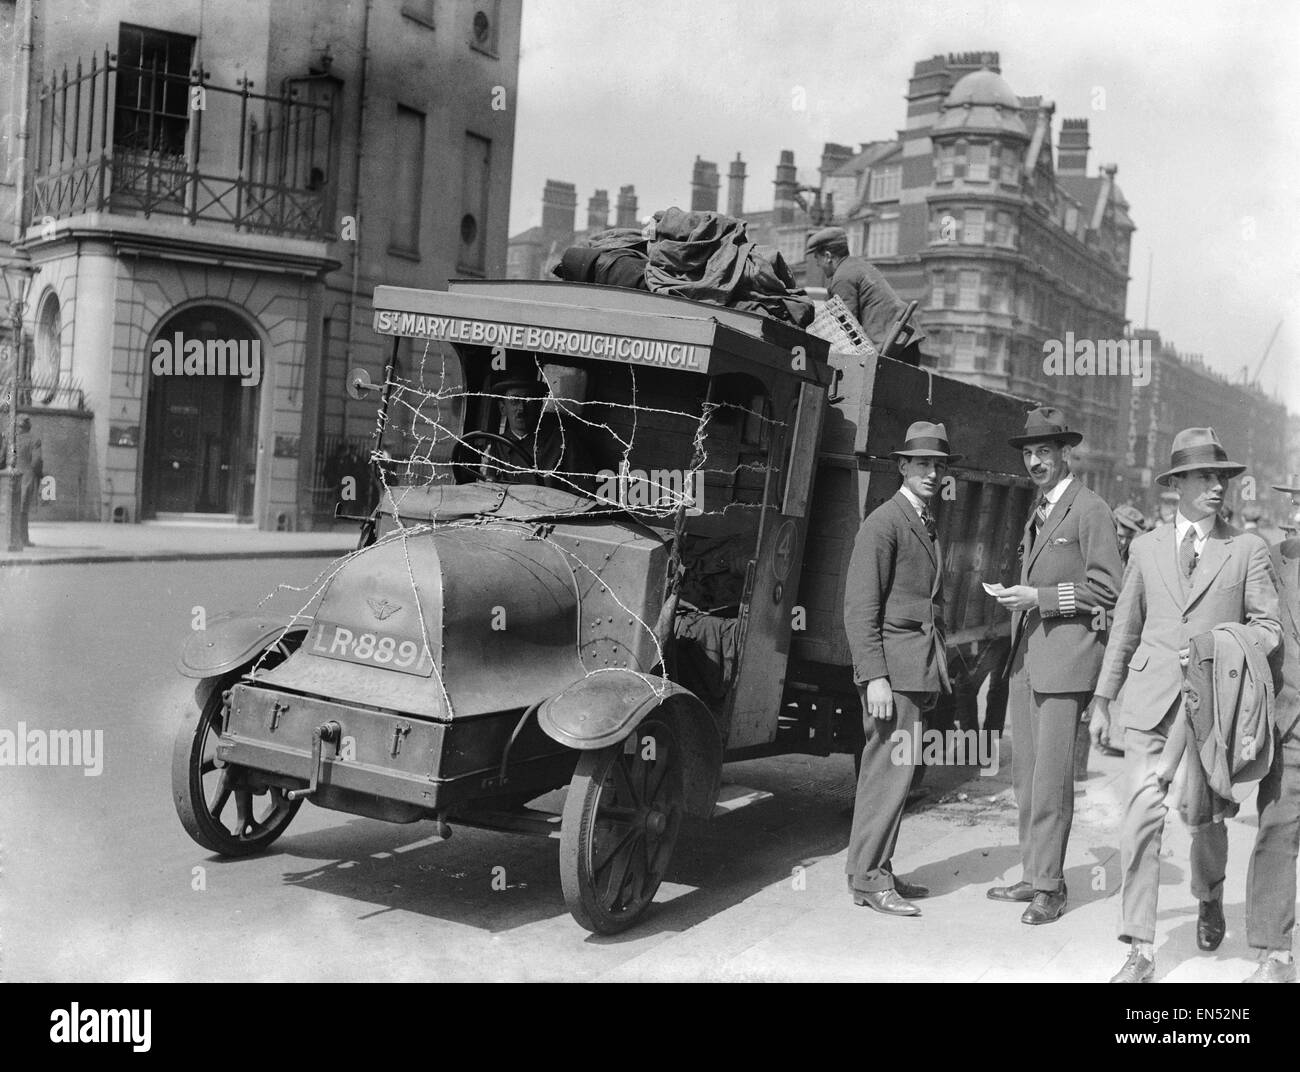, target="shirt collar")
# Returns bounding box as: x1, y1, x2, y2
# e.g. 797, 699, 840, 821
1041, 474, 1073, 506
1175, 511, 1216, 543
899, 485, 928, 517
